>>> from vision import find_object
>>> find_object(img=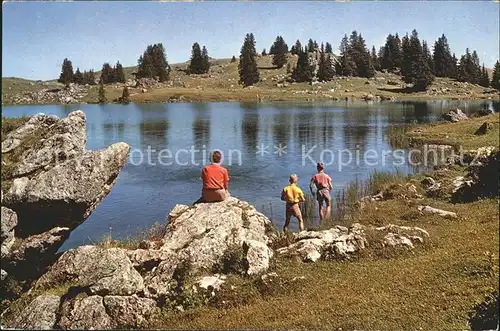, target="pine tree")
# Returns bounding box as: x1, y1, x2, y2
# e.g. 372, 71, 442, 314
88, 70, 97, 85
262, 48, 267, 56
457, 48, 482, 84
98, 81, 107, 104
471, 50, 482, 84
313, 40, 319, 52
292, 49, 314, 82
100, 63, 114, 84
115, 61, 126, 83
291, 40, 302, 55
479, 64, 490, 87
422, 41, 434, 74
238, 33, 260, 87
381, 34, 402, 72
317, 44, 335, 82
450, 53, 458, 79
231, 55, 237, 63
433, 34, 454, 77
491, 60, 500, 90
346, 31, 374, 78
58, 58, 74, 86
325, 42, 333, 54
137, 43, 170, 81
307, 39, 315, 52
201, 46, 210, 74
402, 30, 434, 90
271, 36, 288, 68
121, 86, 130, 104
371, 46, 380, 71
336, 34, 353, 76
401, 33, 412, 78
74, 68, 84, 85
188, 42, 203, 74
